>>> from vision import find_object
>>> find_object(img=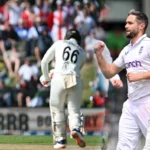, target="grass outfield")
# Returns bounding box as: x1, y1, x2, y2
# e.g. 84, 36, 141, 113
0, 135, 103, 146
